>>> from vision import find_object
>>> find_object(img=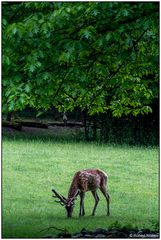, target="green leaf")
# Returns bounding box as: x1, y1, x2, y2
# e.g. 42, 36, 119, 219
25, 85, 31, 93
29, 64, 36, 72
36, 111, 44, 117
8, 101, 15, 111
